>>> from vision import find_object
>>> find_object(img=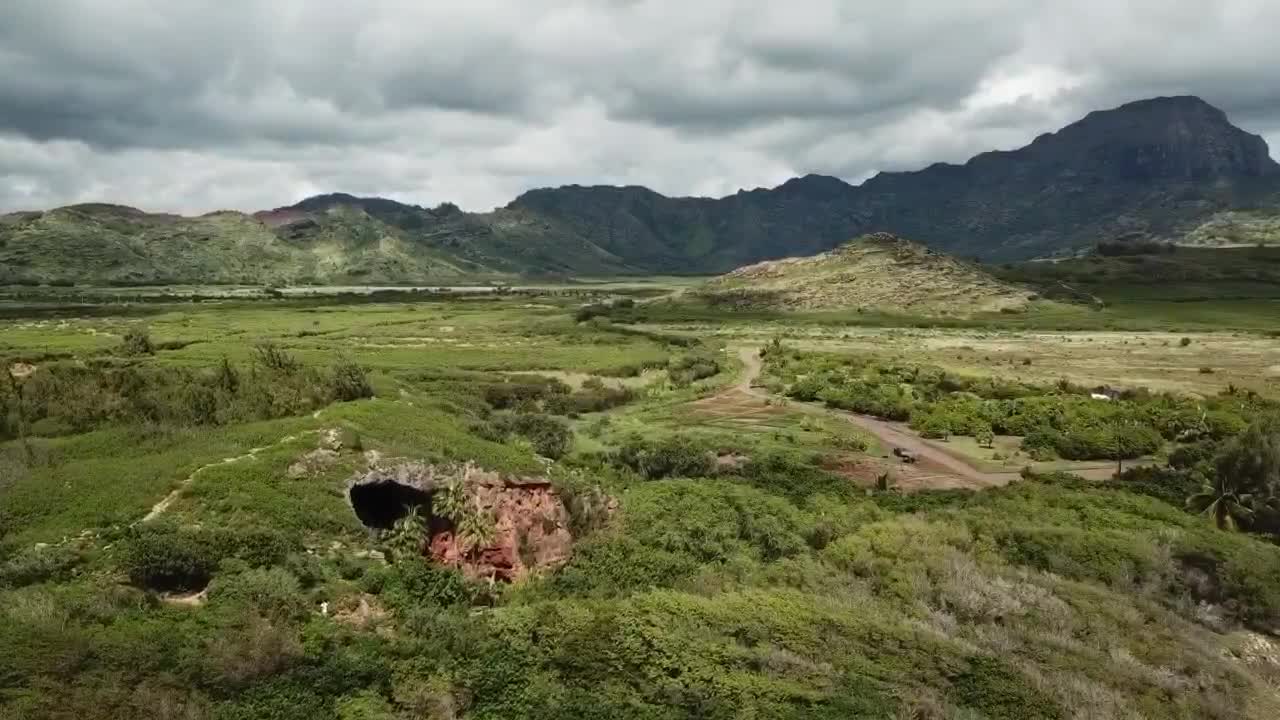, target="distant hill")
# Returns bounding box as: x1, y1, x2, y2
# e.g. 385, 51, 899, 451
694, 233, 1041, 315
4, 96, 1280, 285
994, 245, 1280, 302
0, 198, 637, 285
